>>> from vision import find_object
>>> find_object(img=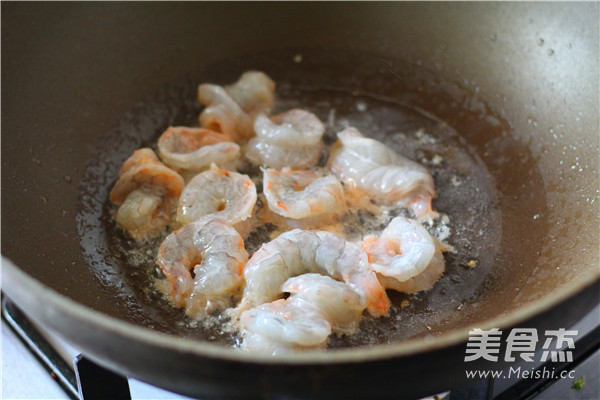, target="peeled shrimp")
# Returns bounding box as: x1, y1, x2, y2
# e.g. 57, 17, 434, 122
241, 297, 331, 354
282, 273, 366, 335
156, 217, 248, 317
329, 127, 438, 221
363, 217, 446, 293
177, 164, 256, 226
157, 126, 240, 174
262, 168, 345, 221
224, 71, 276, 117
241, 273, 366, 354
198, 71, 275, 142
241, 332, 305, 355
240, 229, 390, 317
110, 148, 184, 241
246, 109, 324, 169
